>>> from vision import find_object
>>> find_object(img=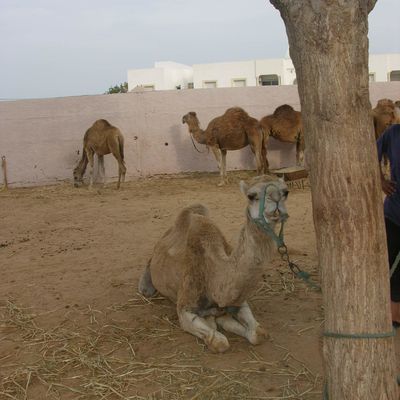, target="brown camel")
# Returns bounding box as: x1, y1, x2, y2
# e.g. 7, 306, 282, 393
259, 104, 304, 171
73, 119, 126, 189
138, 174, 289, 352
372, 99, 400, 139
182, 107, 265, 186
